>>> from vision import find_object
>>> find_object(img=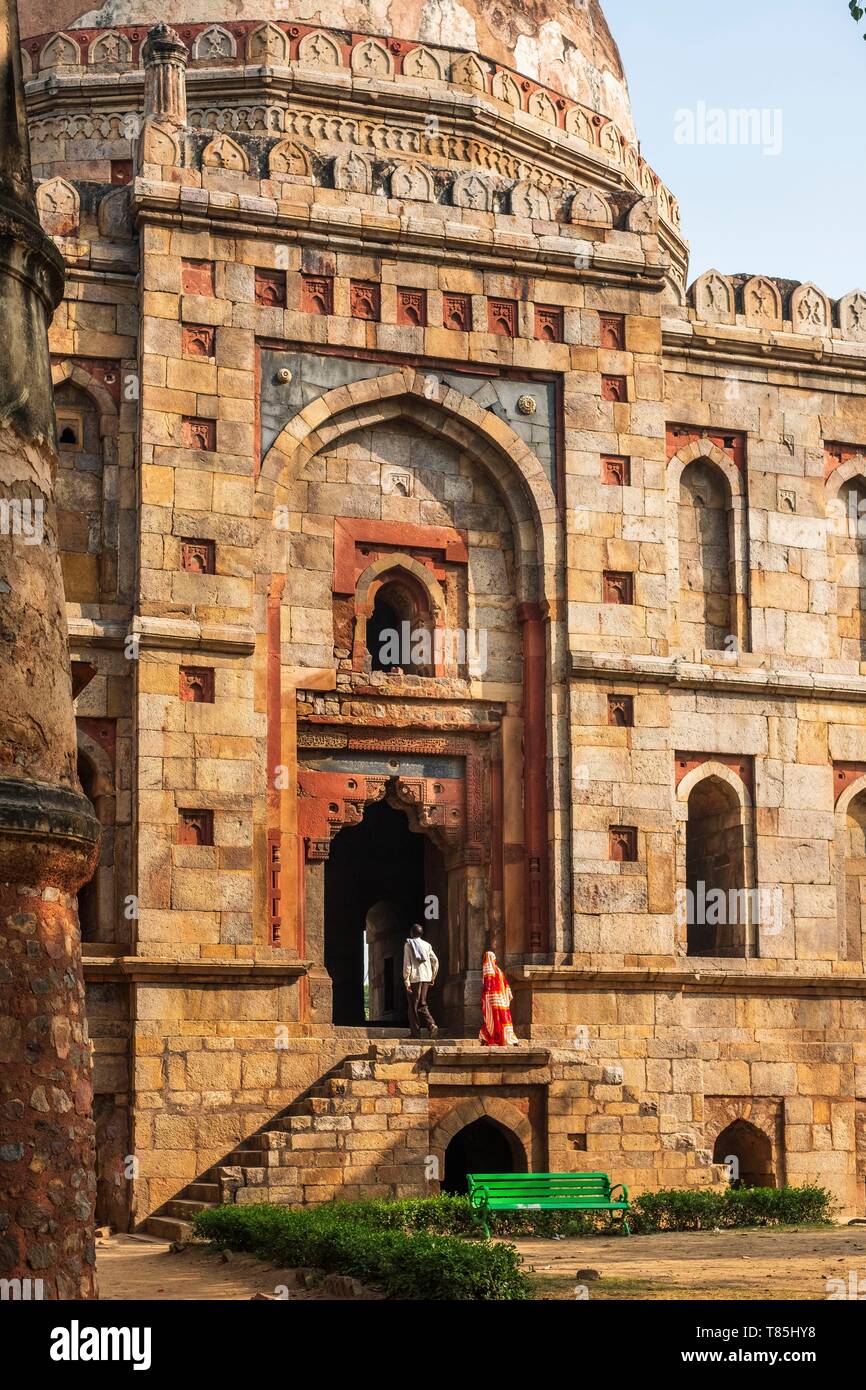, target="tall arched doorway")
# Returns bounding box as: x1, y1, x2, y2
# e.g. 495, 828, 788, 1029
713, 1119, 775, 1188
324, 799, 448, 1026
442, 1116, 527, 1194
685, 774, 748, 957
